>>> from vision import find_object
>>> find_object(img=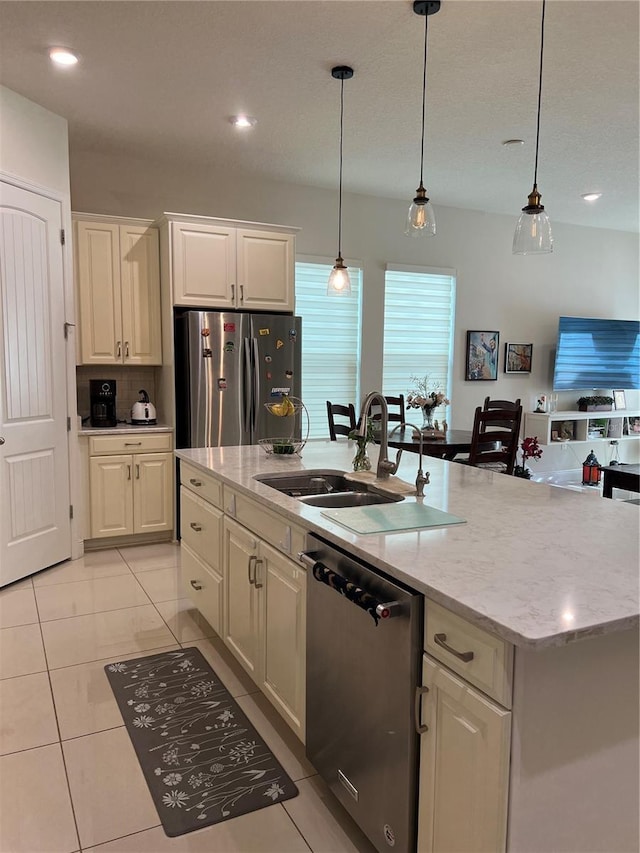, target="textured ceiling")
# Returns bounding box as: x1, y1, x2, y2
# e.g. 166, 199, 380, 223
0, 0, 638, 232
